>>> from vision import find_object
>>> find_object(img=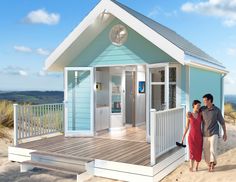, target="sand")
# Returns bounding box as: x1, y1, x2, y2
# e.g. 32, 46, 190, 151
162, 123, 236, 182
0, 123, 235, 182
